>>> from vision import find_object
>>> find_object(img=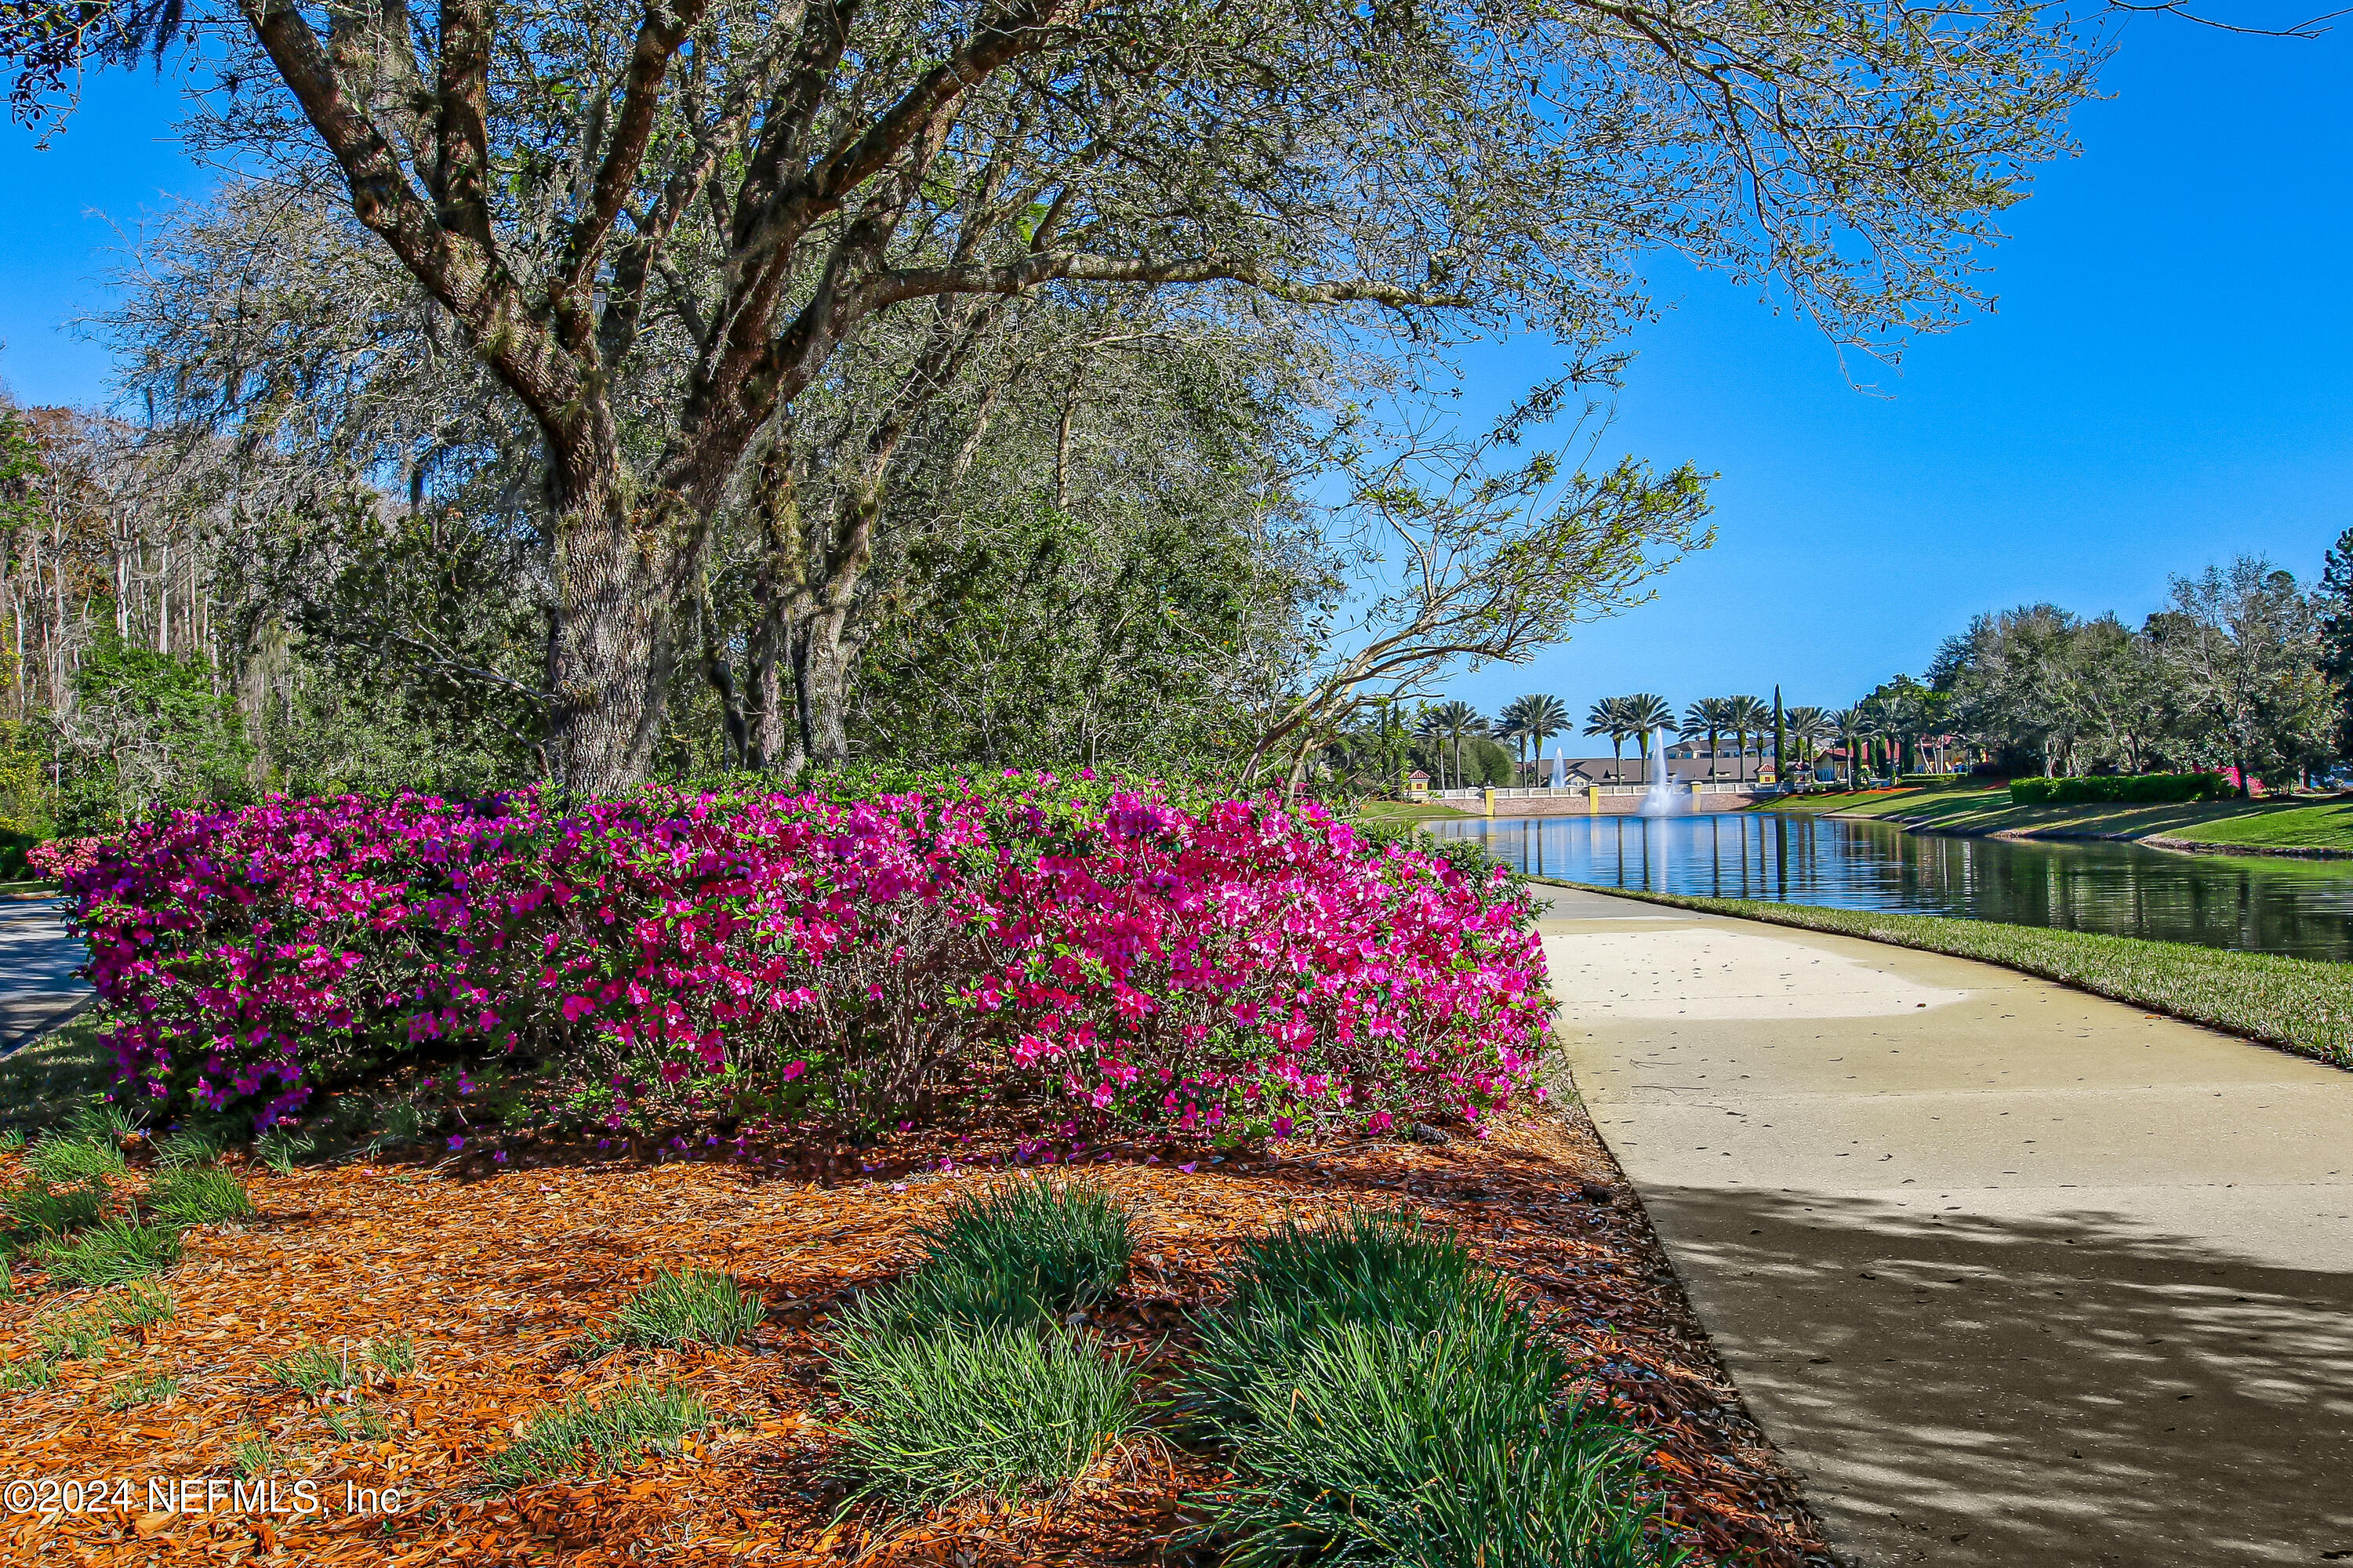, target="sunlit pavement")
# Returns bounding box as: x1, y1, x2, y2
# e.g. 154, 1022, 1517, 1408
1538, 886, 2353, 1567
